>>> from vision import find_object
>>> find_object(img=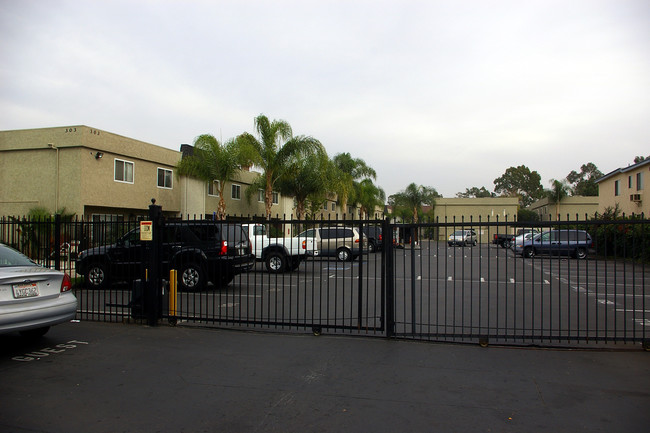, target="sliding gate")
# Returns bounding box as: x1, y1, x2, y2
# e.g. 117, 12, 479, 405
388, 217, 649, 347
